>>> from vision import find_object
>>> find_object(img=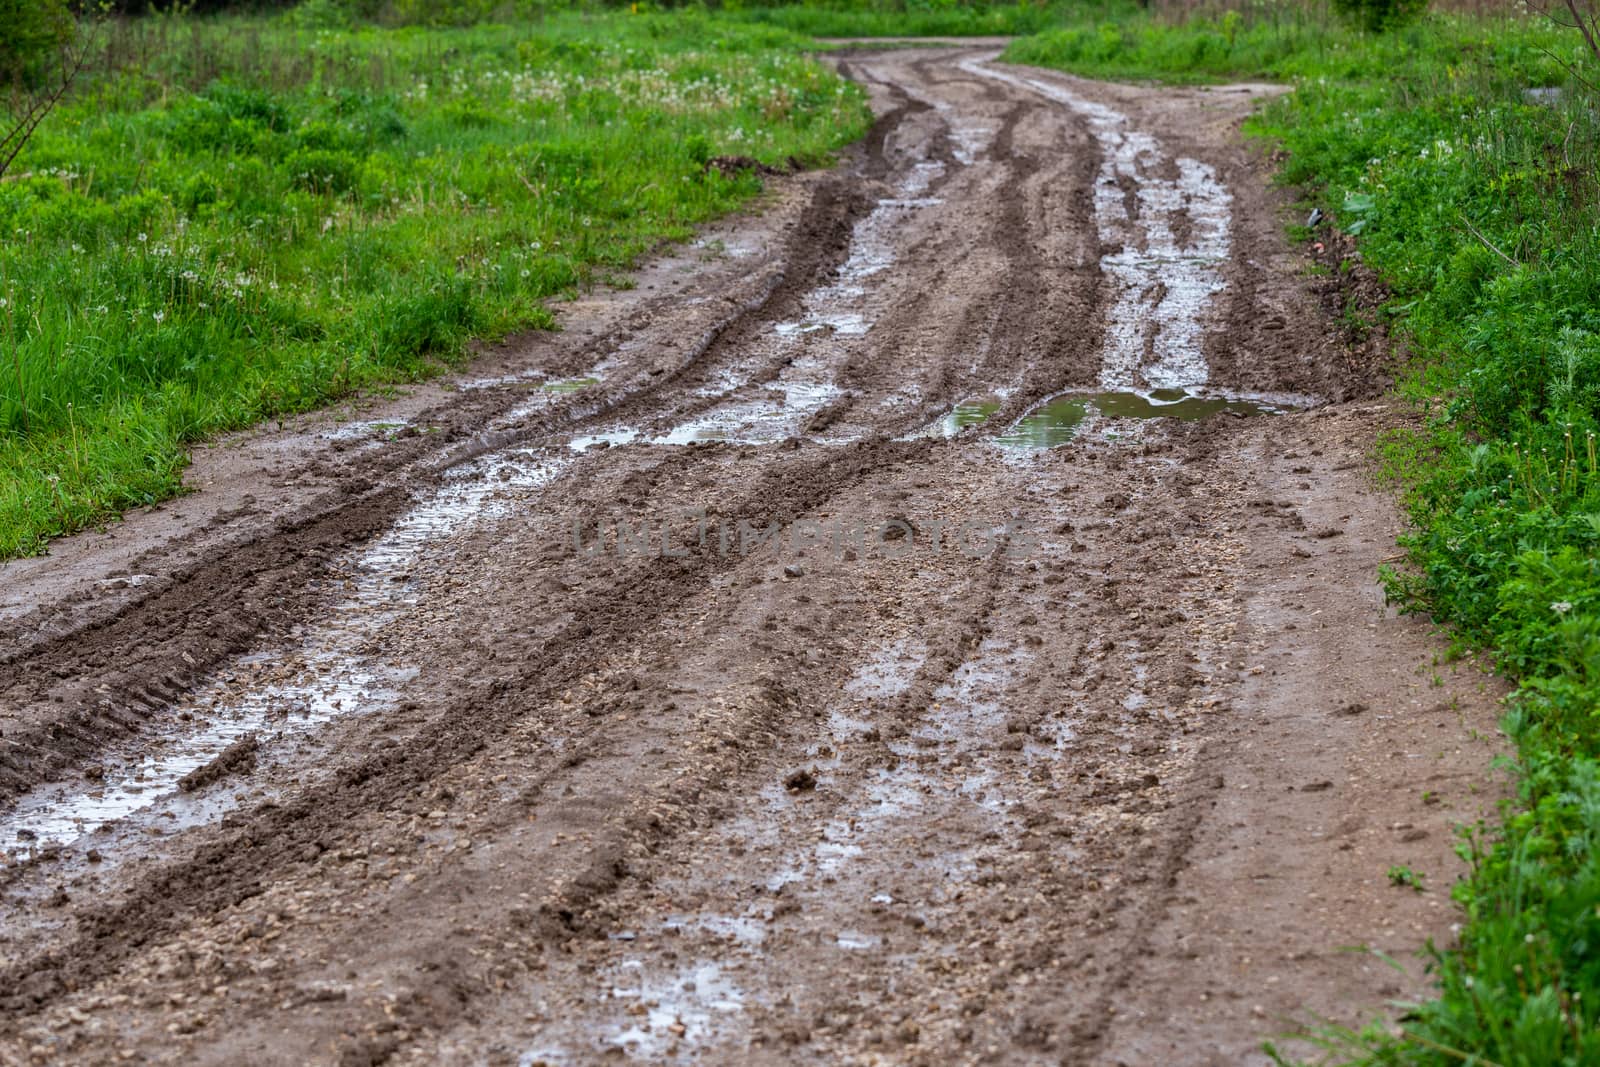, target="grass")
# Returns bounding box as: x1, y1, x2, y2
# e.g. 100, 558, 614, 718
1009, 6, 1600, 1065
0, 8, 869, 557
1005, 5, 1577, 83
